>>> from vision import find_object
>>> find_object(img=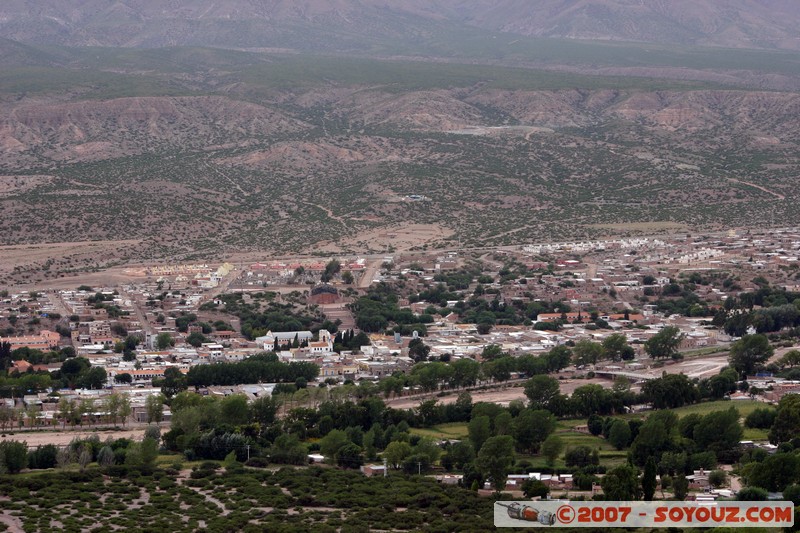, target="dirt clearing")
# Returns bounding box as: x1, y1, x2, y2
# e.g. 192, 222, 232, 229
0, 428, 145, 447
